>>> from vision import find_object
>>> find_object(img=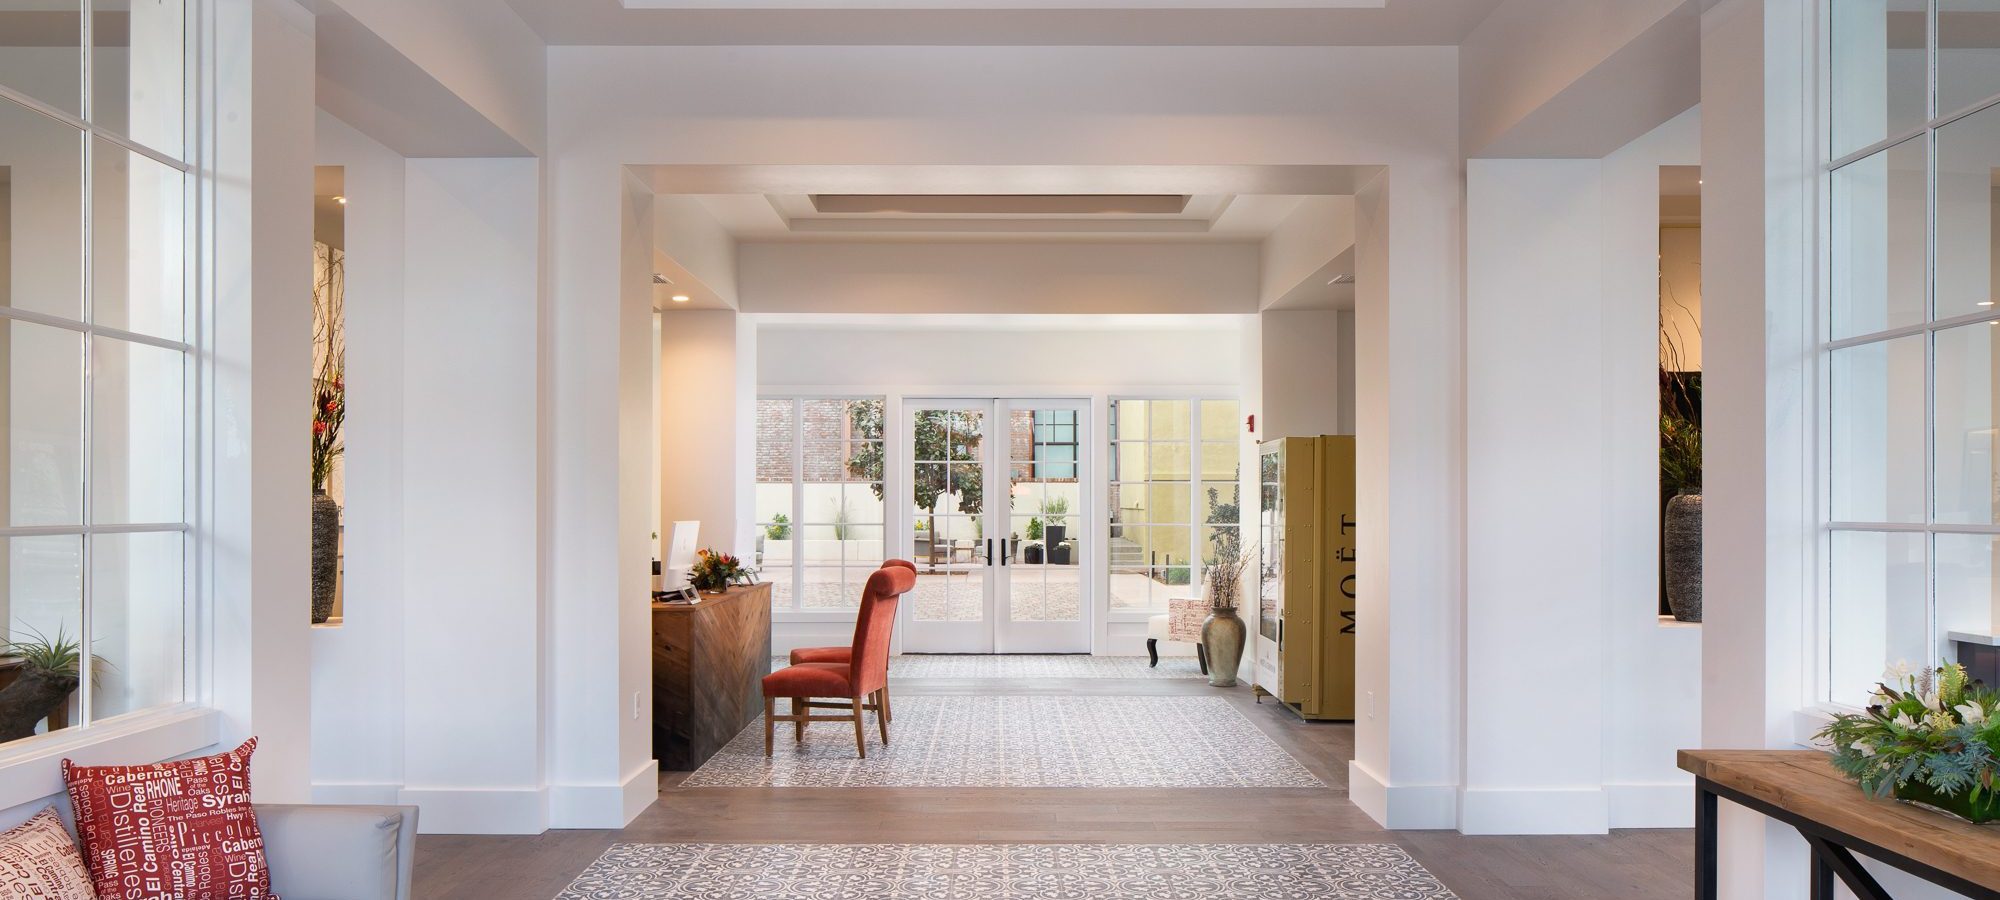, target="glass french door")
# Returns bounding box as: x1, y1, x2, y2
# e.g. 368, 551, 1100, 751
902, 399, 1092, 653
